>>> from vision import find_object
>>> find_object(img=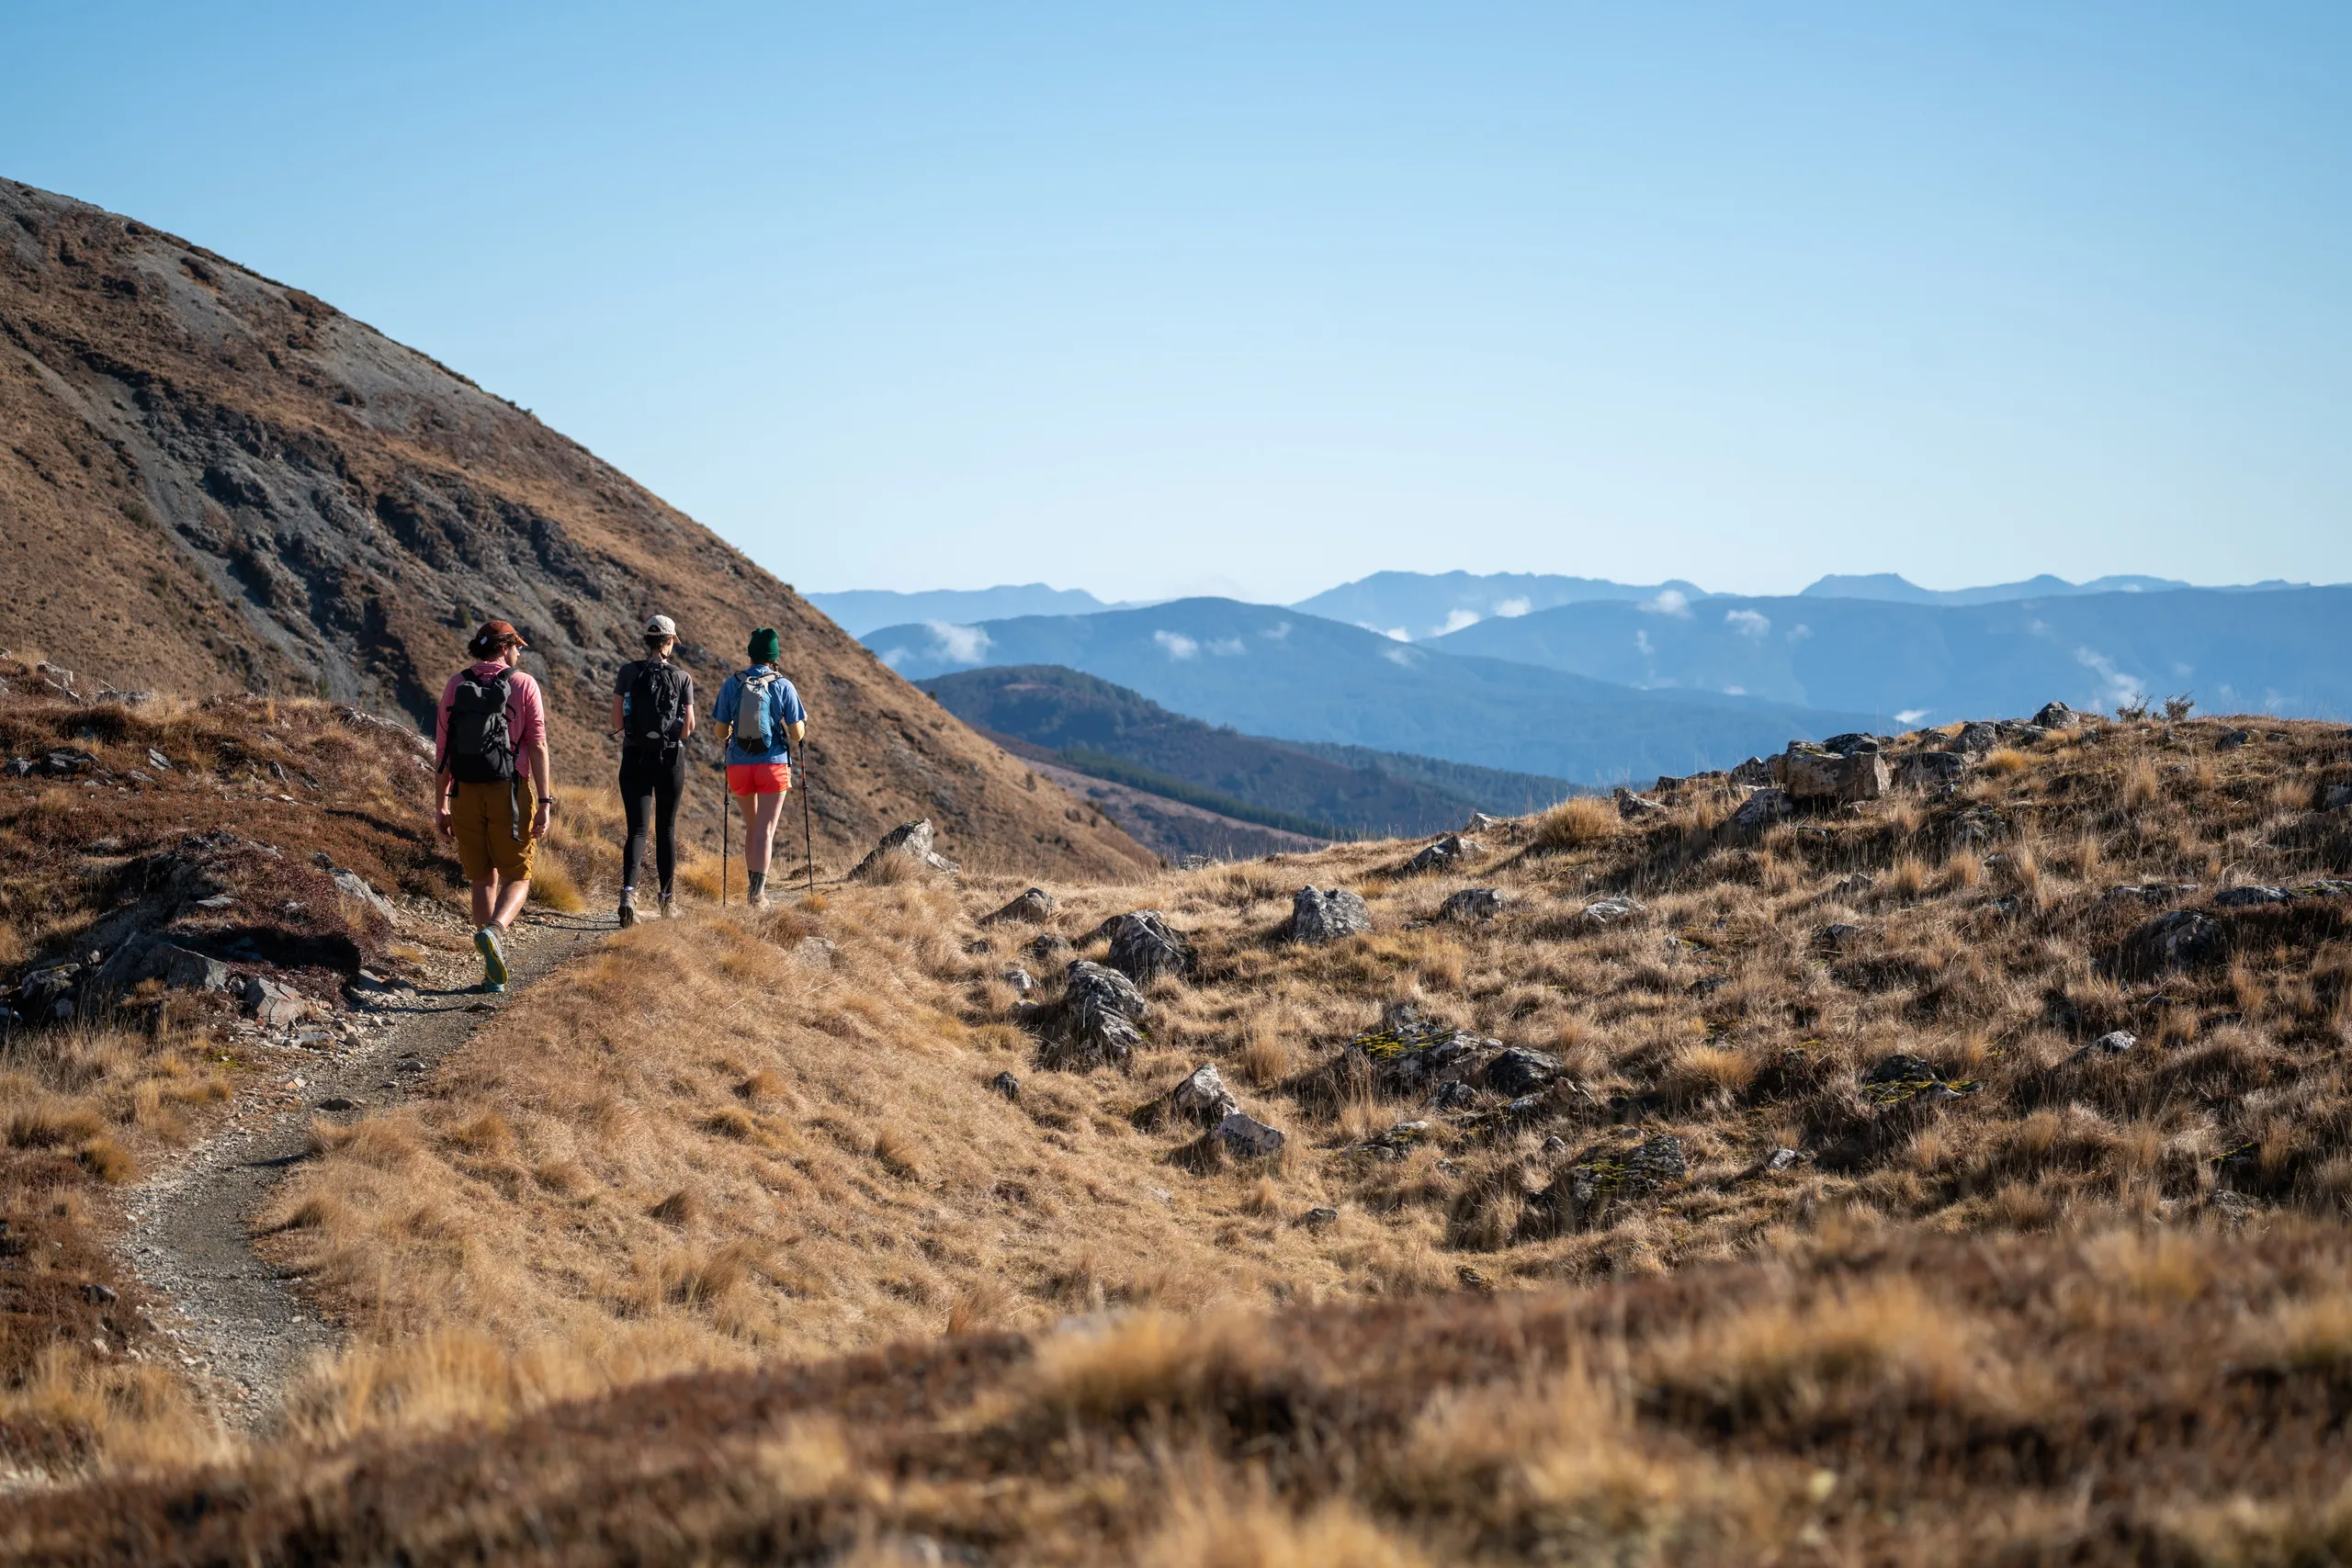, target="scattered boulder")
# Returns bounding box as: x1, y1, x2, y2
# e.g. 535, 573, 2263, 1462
2216, 728, 2253, 750
1210, 1111, 1285, 1160
1336, 1003, 1503, 1099
1528, 1135, 1687, 1232
1404, 833, 1478, 874
92, 935, 231, 996
1464, 812, 1504, 832
326, 869, 397, 923
980, 887, 1056, 926
40, 749, 96, 777
145, 747, 173, 771
2119, 909, 2227, 976
850, 819, 960, 882
1437, 887, 1506, 923
989, 1070, 1021, 1101
2064, 1031, 2137, 1066
241, 975, 315, 1027
1859, 1053, 1982, 1108
1165, 1064, 1240, 1127
1483, 1046, 1563, 1097
1819, 922, 1863, 952
1758, 1147, 1804, 1175
1894, 750, 1969, 791
1580, 897, 1645, 926
1286, 886, 1372, 944
1430, 1079, 1479, 1111
1614, 786, 1669, 822
1722, 788, 1790, 836
1783, 745, 1890, 804
1729, 756, 1774, 786
1101, 910, 1193, 985
2033, 701, 2081, 730
1000, 966, 1035, 994
1300, 1205, 1340, 1228
2323, 783, 2352, 812
2213, 886, 2291, 908
1034, 960, 1148, 1073
1028, 931, 1073, 964
1951, 722, 2002, 756
1821, 733, 1884, 757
